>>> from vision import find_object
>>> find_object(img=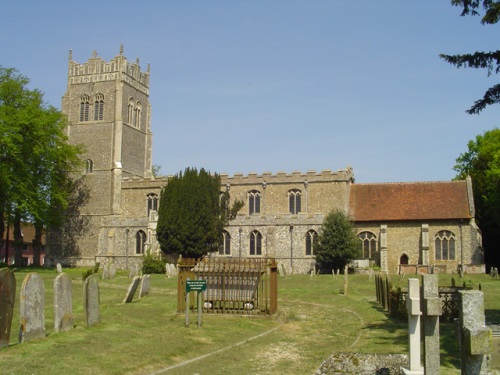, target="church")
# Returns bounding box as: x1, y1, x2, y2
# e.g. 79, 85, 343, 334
47, 48, 485, 275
